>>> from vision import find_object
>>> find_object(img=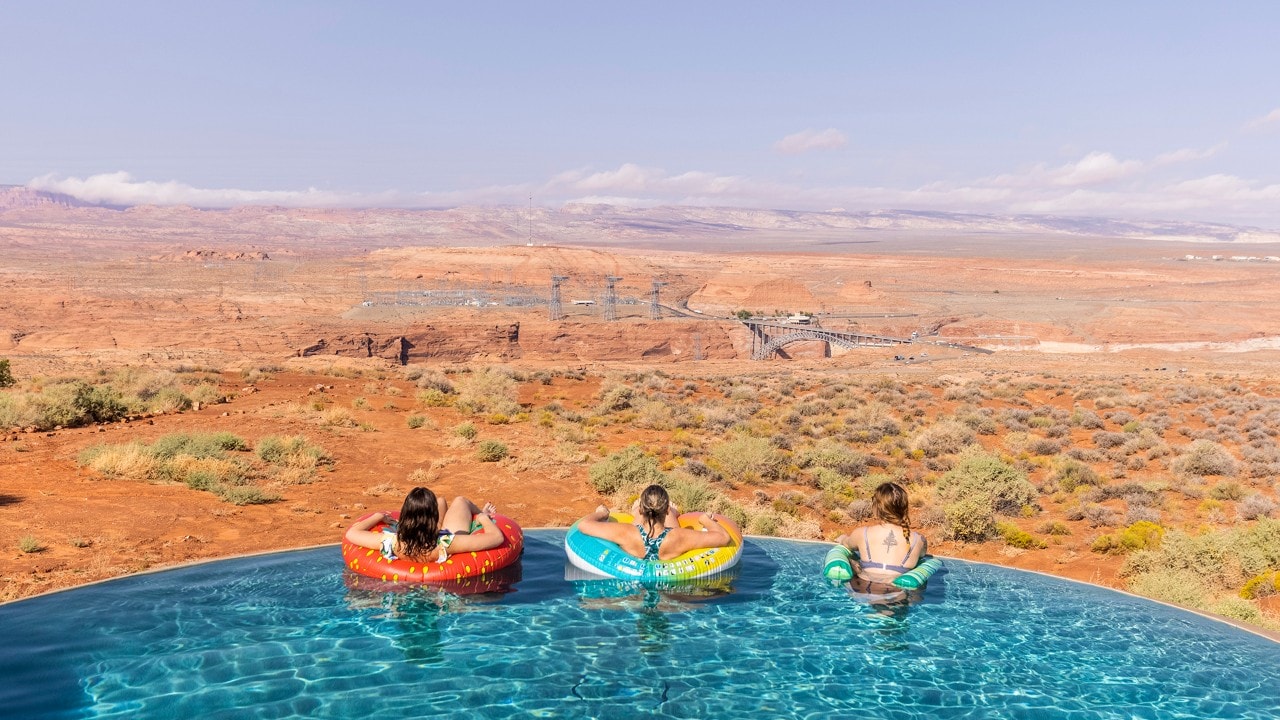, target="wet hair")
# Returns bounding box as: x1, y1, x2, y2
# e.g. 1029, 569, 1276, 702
872, 482, 911, 544
637, 484, 670, 534
396, 486, 440, 560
